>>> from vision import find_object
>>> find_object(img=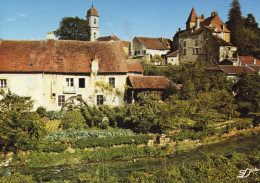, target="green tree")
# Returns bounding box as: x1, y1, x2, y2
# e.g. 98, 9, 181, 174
226, 0, 244, 54
244, 14, 258, 30
180, 80, 195, 100
232, 73, 260, 116
55, 17, 91, 41
151, 54, 165, 65
0, 91, 46, 153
